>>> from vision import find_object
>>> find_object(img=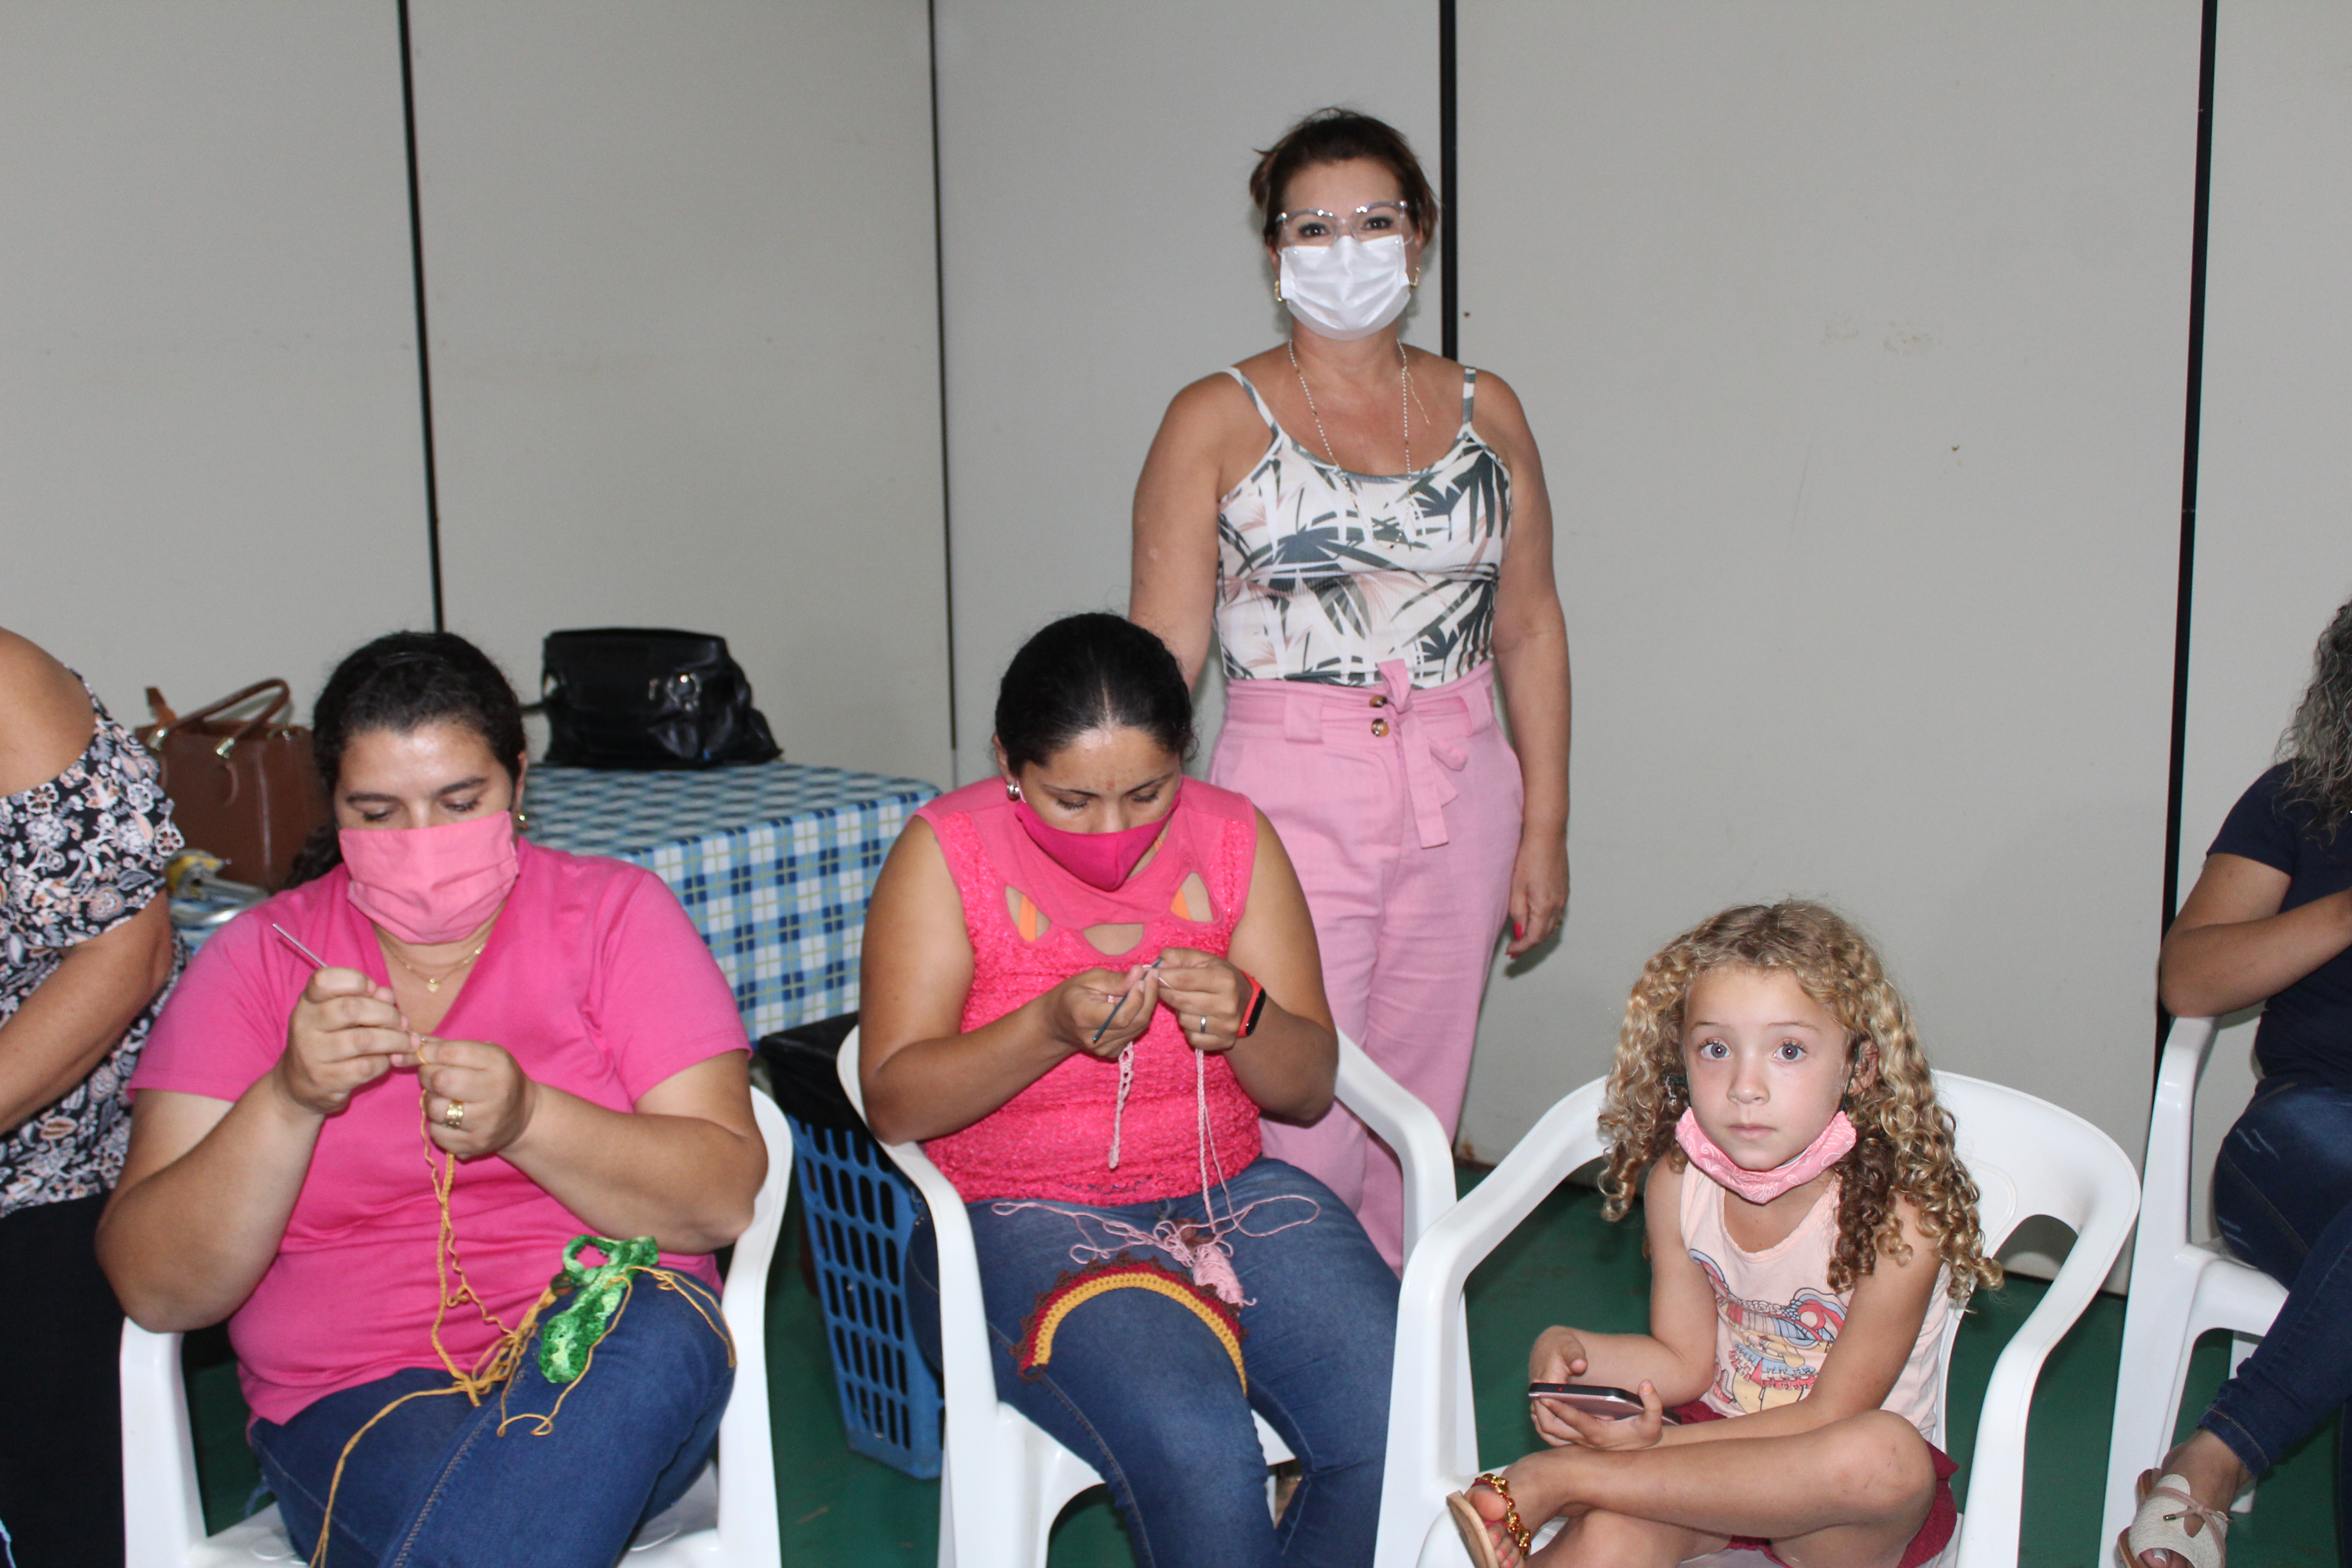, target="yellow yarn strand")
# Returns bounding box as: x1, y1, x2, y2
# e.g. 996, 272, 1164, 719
302, 1101, 732, 1566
